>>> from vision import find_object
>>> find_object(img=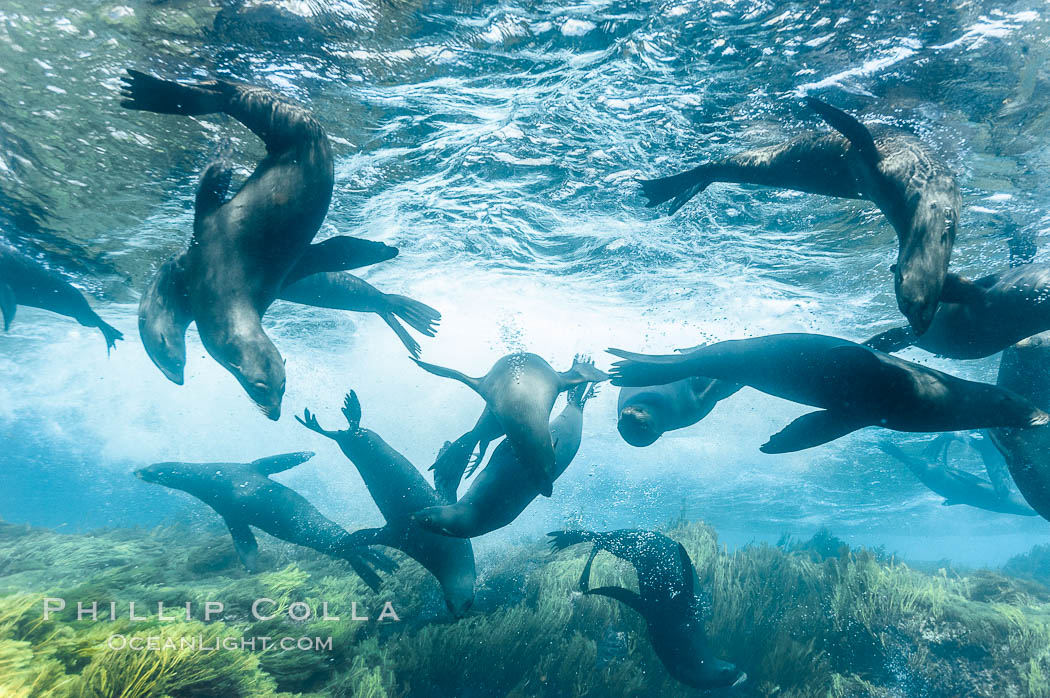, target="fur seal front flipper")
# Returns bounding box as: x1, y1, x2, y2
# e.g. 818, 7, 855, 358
760, 410, 871, 454
862, 326, 918, 354
805, 97, 881, 165
0, 282, 15, 330
286, 237, 399, 283
224, 517, 260, 573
